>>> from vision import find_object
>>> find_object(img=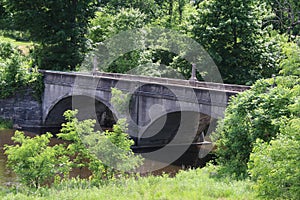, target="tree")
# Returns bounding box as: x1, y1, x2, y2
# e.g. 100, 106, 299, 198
248, 82, 300, 199
99, 0, 157, 18
214, 45, 299, 178
246, 40, 300, 198
191, 0, 280, 84
88, 1, 203, 78
89, 8, 149, 74
99, 0, 190, 26
265, 0, 300, 39
0, 0, 8, 29
0, 42, 41, 98
214, 75, 300, 178
3, 0, 98, 70
279, 41, 300, 76
89, 7, 147, 43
